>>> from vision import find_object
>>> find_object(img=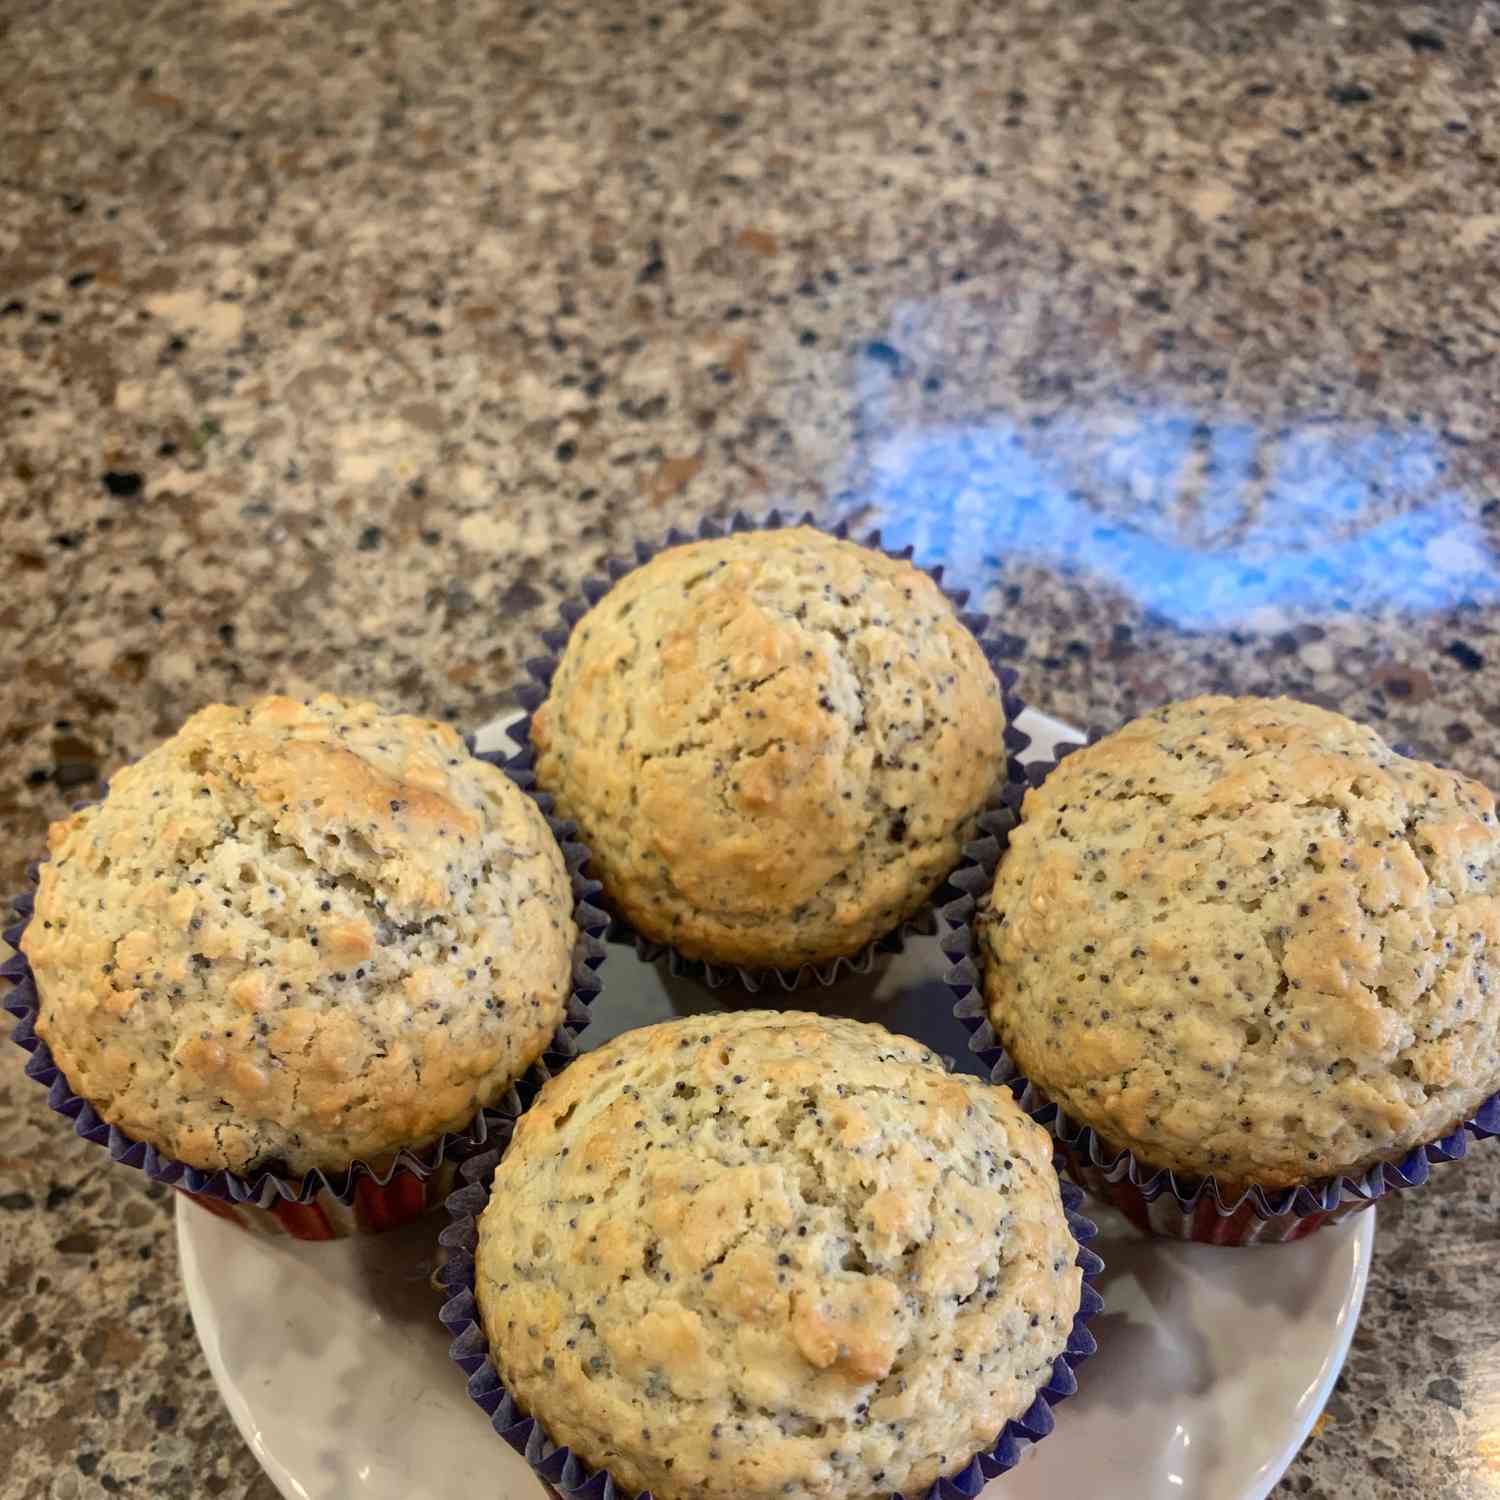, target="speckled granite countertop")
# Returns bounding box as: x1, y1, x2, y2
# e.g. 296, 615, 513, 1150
3, 0, 1499, 1496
